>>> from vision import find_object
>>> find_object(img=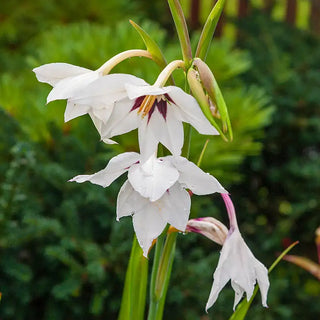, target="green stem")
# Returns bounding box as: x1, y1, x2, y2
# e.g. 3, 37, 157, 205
118, 236, 148, 320
147, 232, 177, 320
167, 0, 192, 67
148, 231, 166, 319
